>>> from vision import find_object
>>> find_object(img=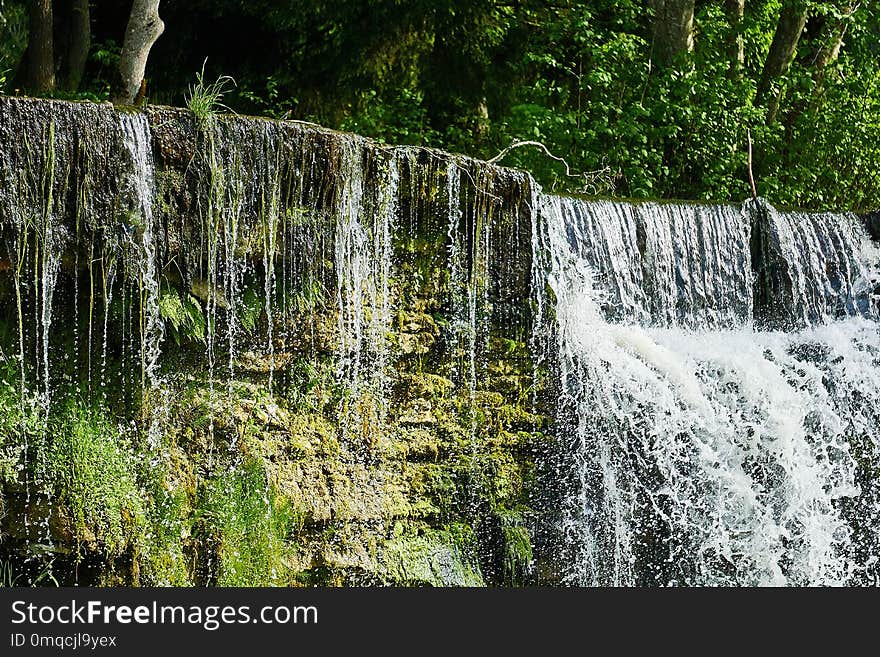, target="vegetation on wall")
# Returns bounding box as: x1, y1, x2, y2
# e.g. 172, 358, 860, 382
0, 97, 550, 586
